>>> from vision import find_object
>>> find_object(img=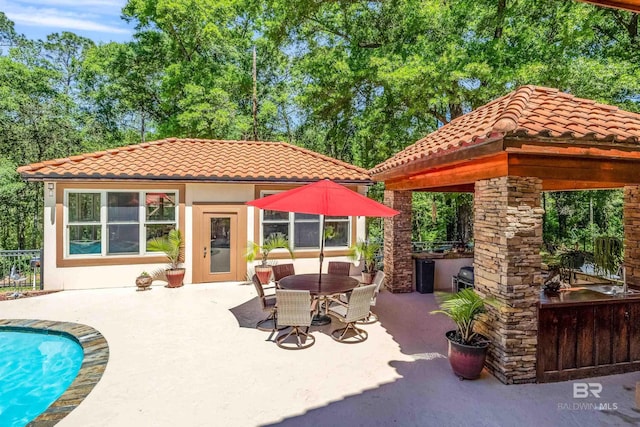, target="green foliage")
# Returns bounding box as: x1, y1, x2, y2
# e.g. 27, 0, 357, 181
411, 192, 473, 243
593, 236, 623, 276
348, 239, 381, 273
244, 233, 293, 265
1, 3, 639, 250
147, 229, 184, 269
431, 288, 495, 345
543, 190, 623, 251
